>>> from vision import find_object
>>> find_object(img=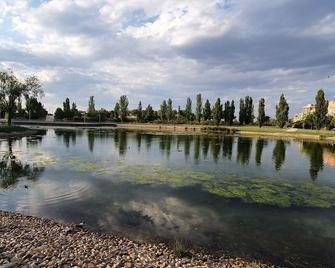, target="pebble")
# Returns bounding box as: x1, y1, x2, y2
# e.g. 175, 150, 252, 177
0, 210, 277, 268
